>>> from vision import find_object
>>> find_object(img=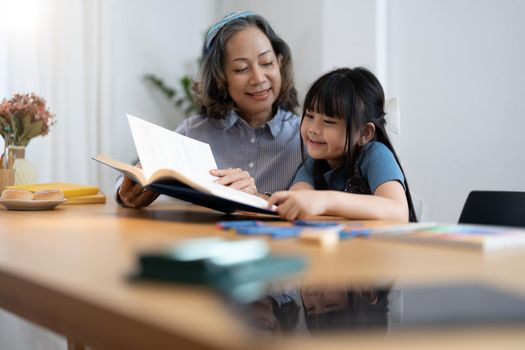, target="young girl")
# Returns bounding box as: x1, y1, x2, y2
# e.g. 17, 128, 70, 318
268, 67, 417, 222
